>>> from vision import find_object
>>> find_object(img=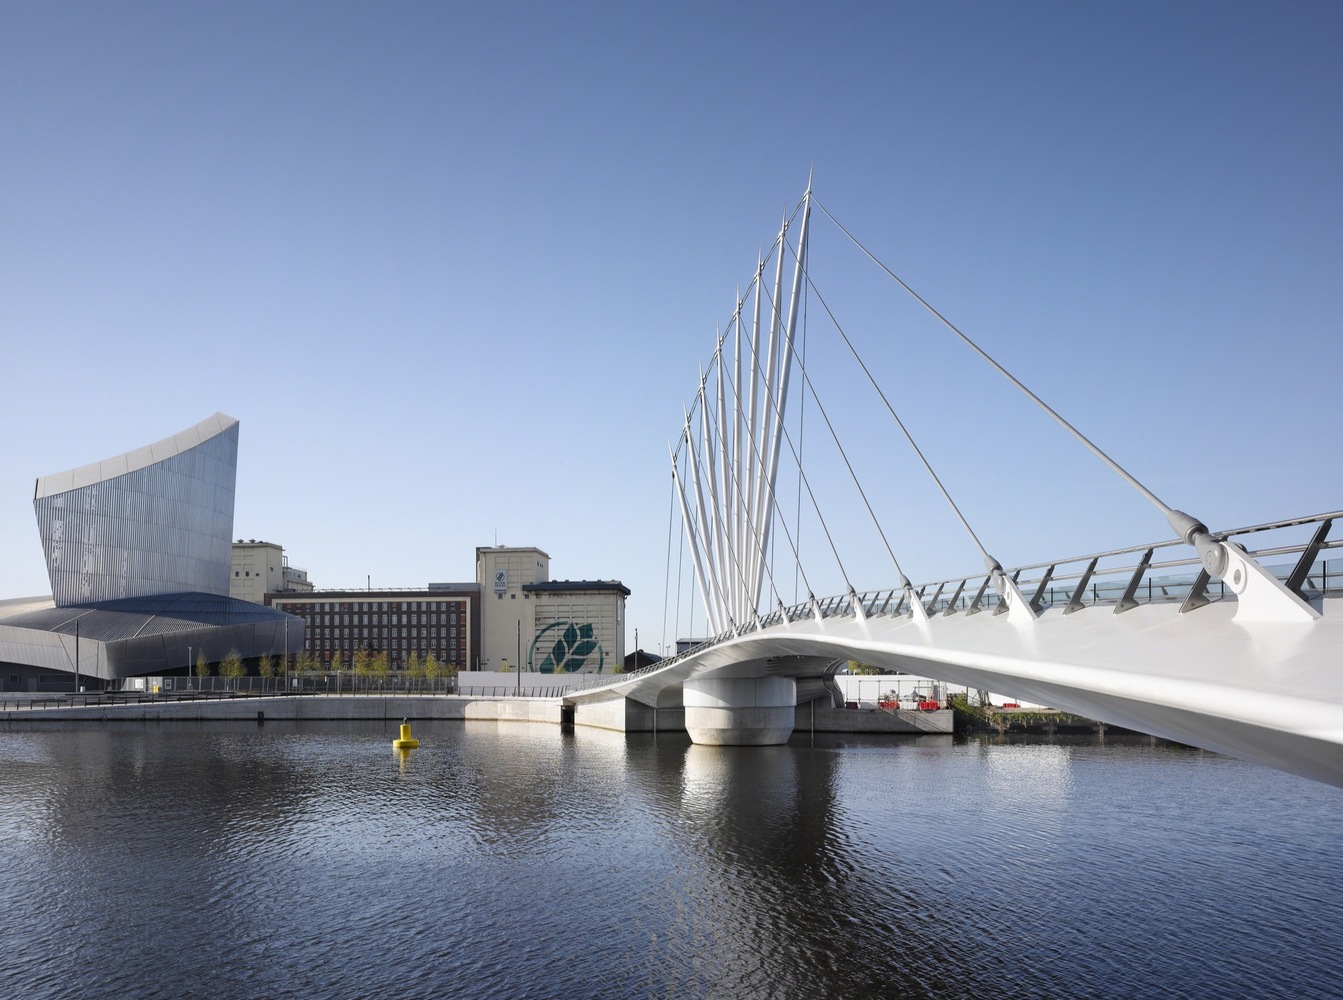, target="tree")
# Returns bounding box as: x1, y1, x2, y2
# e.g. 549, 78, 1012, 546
372, 650, 391, 686
220, 648, 246, 688
195, 651, 210, 678
257, 653, 276, 694
296, 649, 316, 674
330, 650, 344, 673
353, 648, 372, 677
424, 653, 456, 691
421, 651, 440, 687
404, 650, 423, 685
847, 660, 883, 675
